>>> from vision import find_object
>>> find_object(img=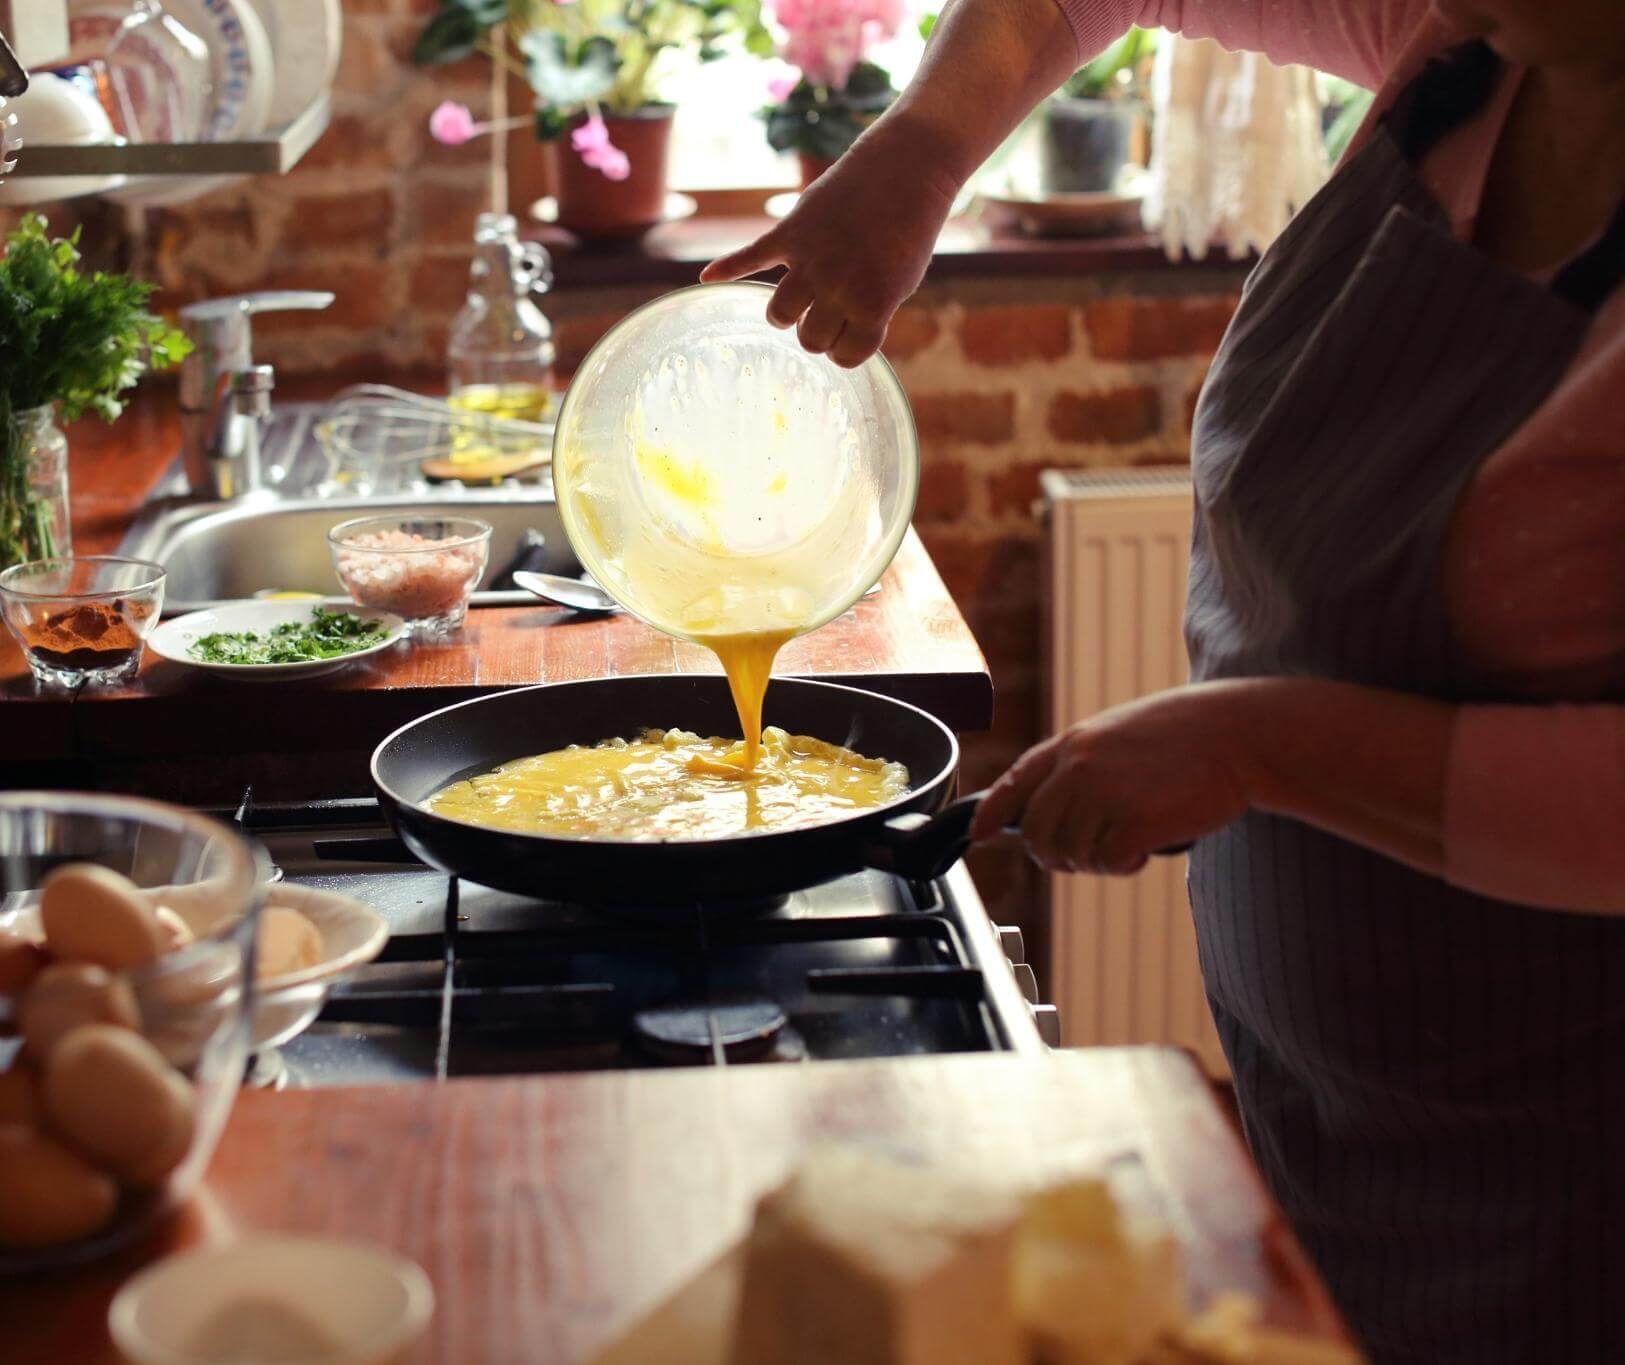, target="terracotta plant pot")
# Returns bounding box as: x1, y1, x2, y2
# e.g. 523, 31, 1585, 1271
797, 152, 836, 189
551, 106, 674, 240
